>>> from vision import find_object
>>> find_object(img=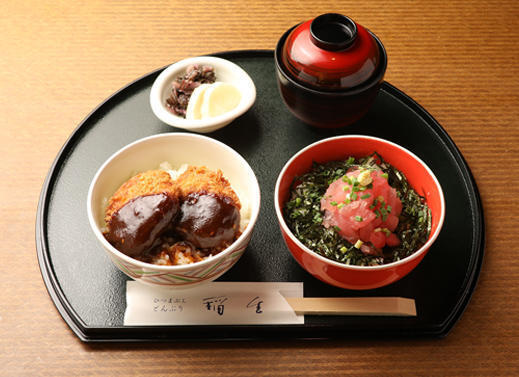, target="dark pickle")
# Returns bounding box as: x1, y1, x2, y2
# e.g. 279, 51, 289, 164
105, 193, 179, 258
175, 192, 241, 249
